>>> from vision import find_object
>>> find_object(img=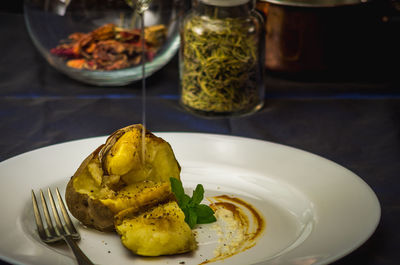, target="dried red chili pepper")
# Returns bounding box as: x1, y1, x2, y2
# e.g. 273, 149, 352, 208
50, 46, 81, 59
